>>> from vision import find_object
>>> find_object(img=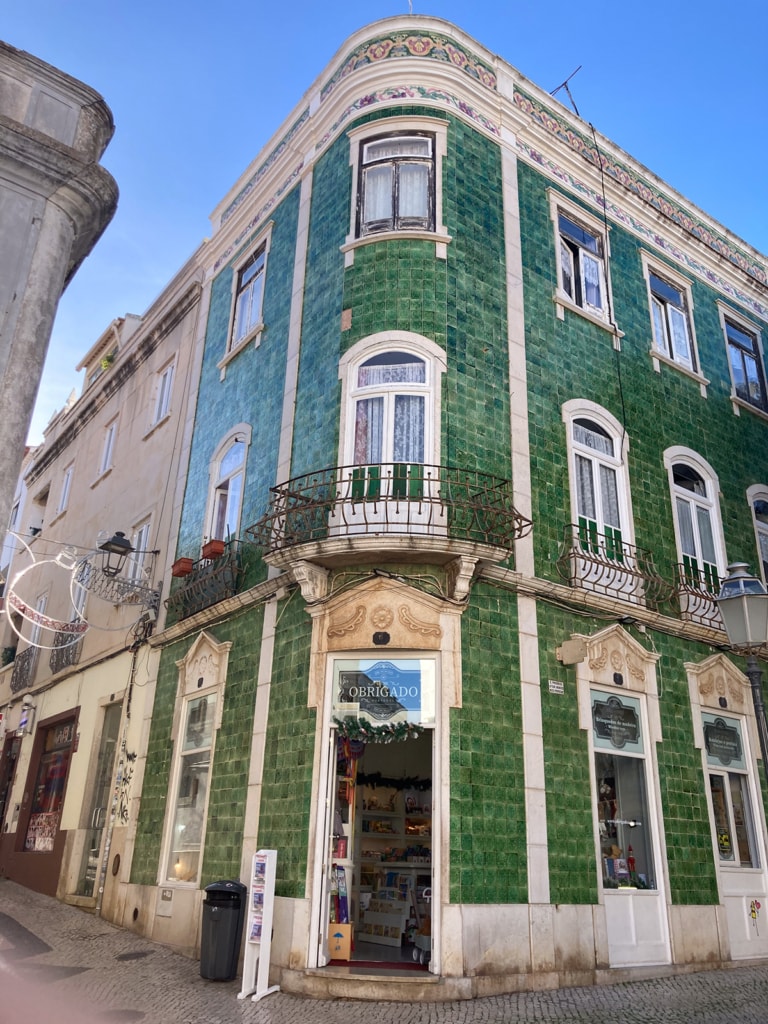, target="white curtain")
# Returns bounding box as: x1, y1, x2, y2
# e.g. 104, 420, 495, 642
582, 252, 603, 309
354, 397, 383, 464
393, 395, 424, 463
363, 165, 392, 223
576, 454, 596, 521
399, 163, 429, 219
358, 358, 425, 387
